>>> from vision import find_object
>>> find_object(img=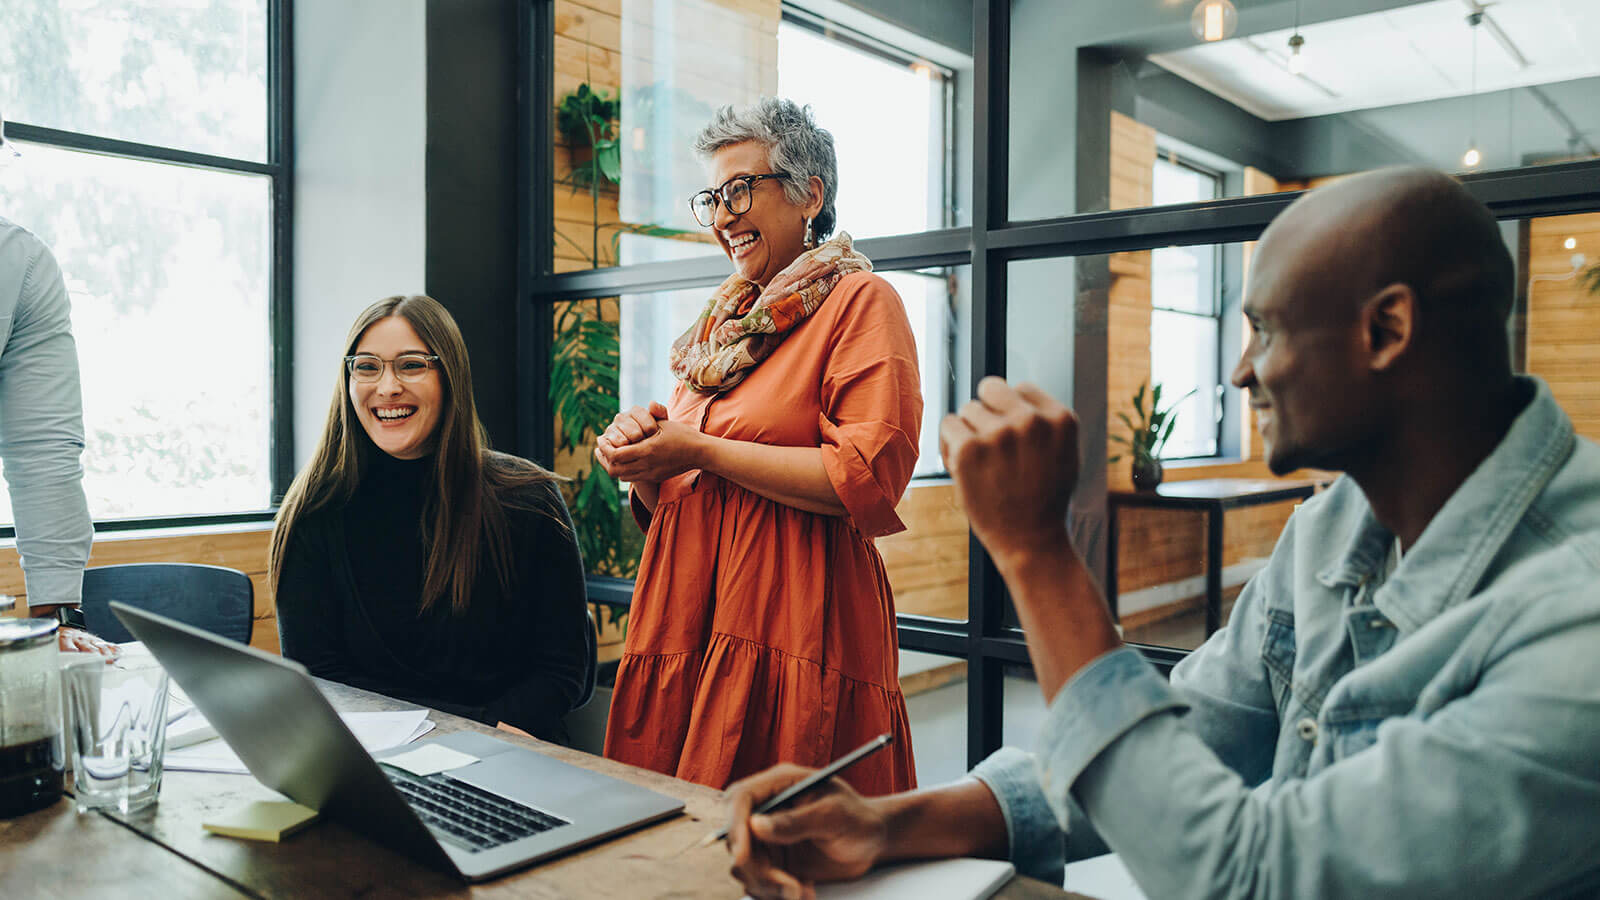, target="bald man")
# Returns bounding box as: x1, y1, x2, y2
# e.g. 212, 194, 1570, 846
723, 168, 1600, 900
